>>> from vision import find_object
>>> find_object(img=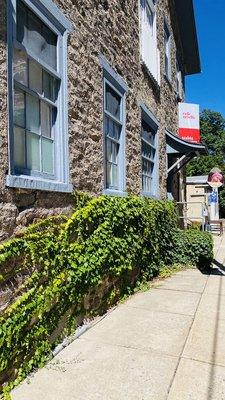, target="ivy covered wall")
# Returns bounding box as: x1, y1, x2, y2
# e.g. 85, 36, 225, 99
0, 195, 213, 398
